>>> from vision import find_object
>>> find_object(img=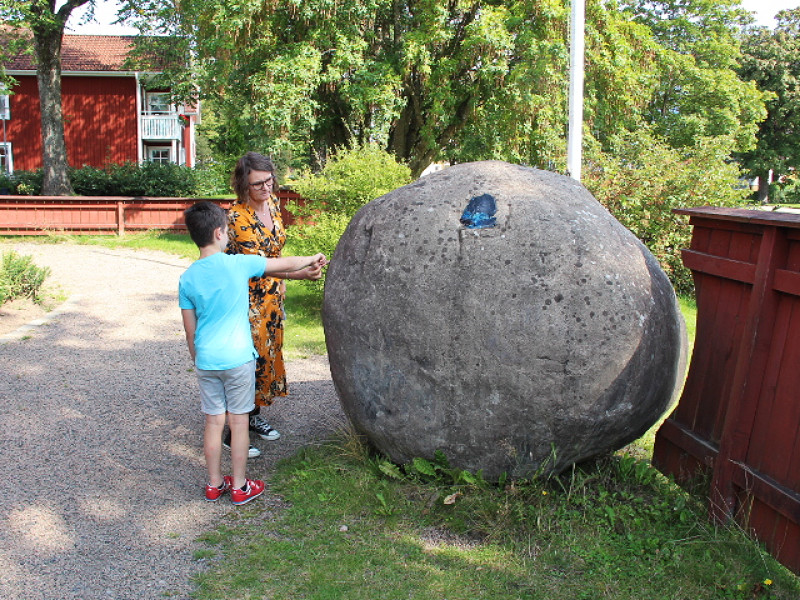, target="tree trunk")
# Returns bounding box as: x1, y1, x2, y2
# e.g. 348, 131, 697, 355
33, 26, 73, 196
757, 173, 770, 204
